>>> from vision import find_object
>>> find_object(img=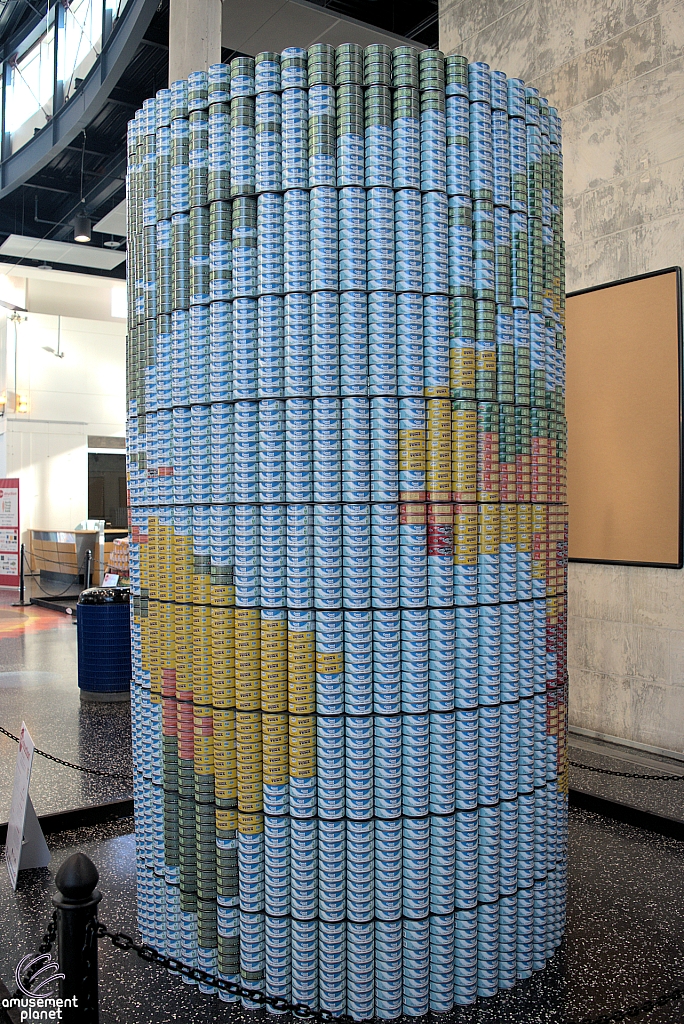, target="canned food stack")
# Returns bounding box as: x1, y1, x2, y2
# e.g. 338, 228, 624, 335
126, 44, 568, 1018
